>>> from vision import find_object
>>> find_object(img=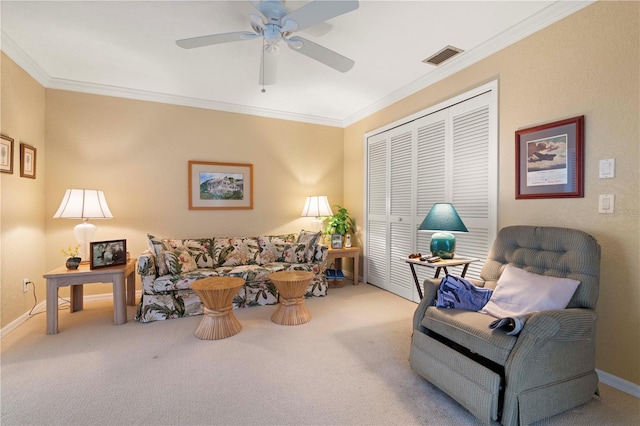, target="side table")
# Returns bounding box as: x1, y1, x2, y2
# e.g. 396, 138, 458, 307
269, 270, 314, 326
191, 277, 245, 340
43, 258, 137, 334
326, 247, 360, 287
405, 257, 479, 299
